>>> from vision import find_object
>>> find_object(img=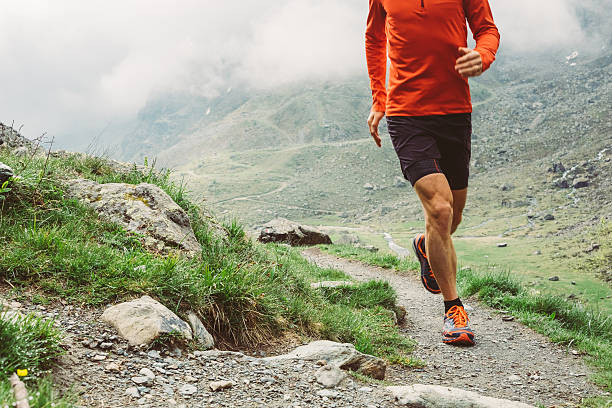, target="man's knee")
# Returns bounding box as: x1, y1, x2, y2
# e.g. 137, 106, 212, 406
426, 199, 454, 231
